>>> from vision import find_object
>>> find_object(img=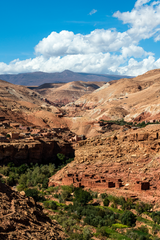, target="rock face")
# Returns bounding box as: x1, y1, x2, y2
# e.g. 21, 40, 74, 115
0, 181, 67, 239
48, 125, 160, 203
0, 138, 74, 166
